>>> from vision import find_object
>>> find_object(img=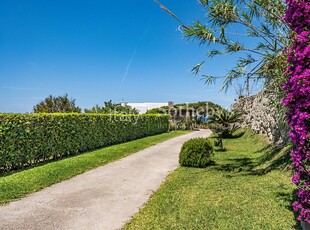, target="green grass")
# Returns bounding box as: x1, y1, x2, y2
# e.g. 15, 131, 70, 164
0, 130, 191, 205
124, 130, 300, 230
